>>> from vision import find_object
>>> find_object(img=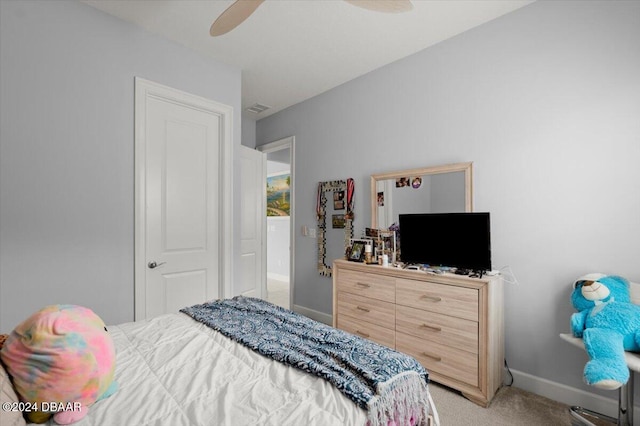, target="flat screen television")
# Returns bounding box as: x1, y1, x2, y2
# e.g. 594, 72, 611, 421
399, 212, 491, 272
